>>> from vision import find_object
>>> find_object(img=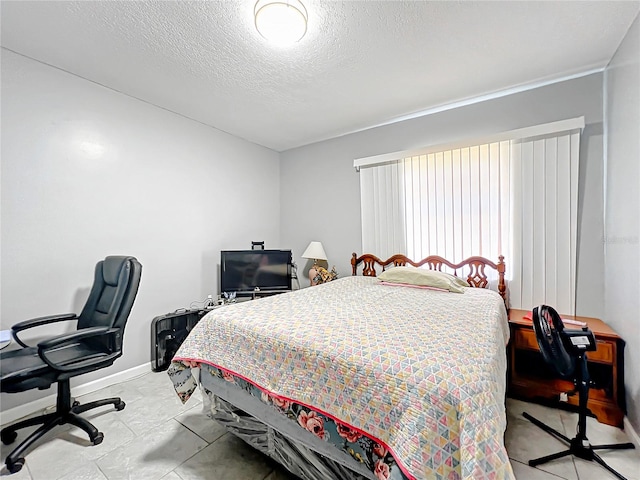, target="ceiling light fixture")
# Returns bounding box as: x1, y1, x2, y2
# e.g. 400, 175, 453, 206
254, 0, 308, 46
